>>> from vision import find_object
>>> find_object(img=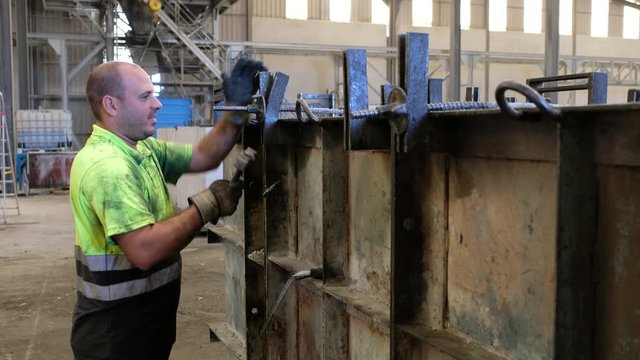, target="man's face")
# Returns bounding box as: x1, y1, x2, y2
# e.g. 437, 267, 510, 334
116, 66, 162, 142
